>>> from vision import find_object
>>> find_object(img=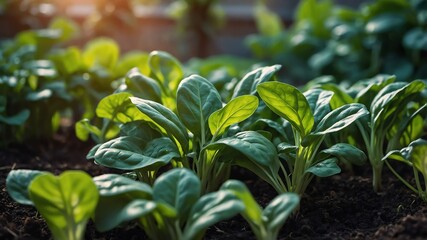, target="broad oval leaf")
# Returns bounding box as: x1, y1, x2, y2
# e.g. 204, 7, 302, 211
304, 89, 333, 126
209, 95, 259, 137
321, 143, 367, 166
372, 81, 425, 128
120, 120, 162, 141
94, 136, 180, 170
125, 70, 162, 102
206, 131, 278, 168
153, 168, 201, 222
177, 75, 222, 140
94, 199, 156, 232
311, 103, 368, 136
6, 169, 45, 205
148, 51, 183, 94
96, 92, 144, 123
263, 193, 299, 232
232, 64, 281, 98
257, 82, 314, 137
183, 190, 244, 240
75, 119, 101, 142
305, 158, 341, 177
28, 171, 99, 240
130, 97, 189, 153
93, 174, 152, 198
83, 38, 119, 70
92, 174, 155, 232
